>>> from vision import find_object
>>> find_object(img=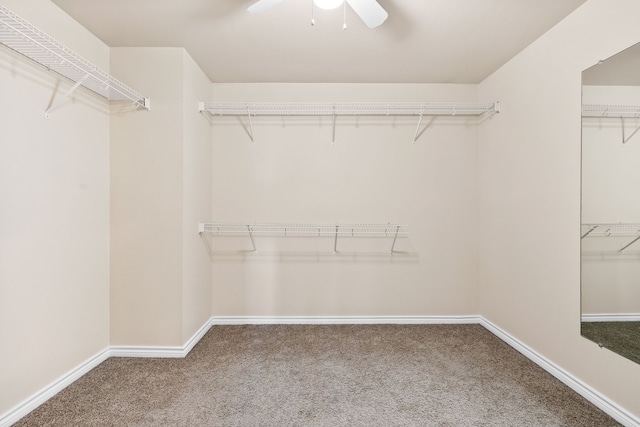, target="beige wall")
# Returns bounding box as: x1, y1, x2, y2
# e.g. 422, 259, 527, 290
181, 53, 213, 341
210, 83, 480, 317
110, 47, 212, 346
478, 0, 640, 419
0, 0, 110, 415
110, 48, 185, 346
